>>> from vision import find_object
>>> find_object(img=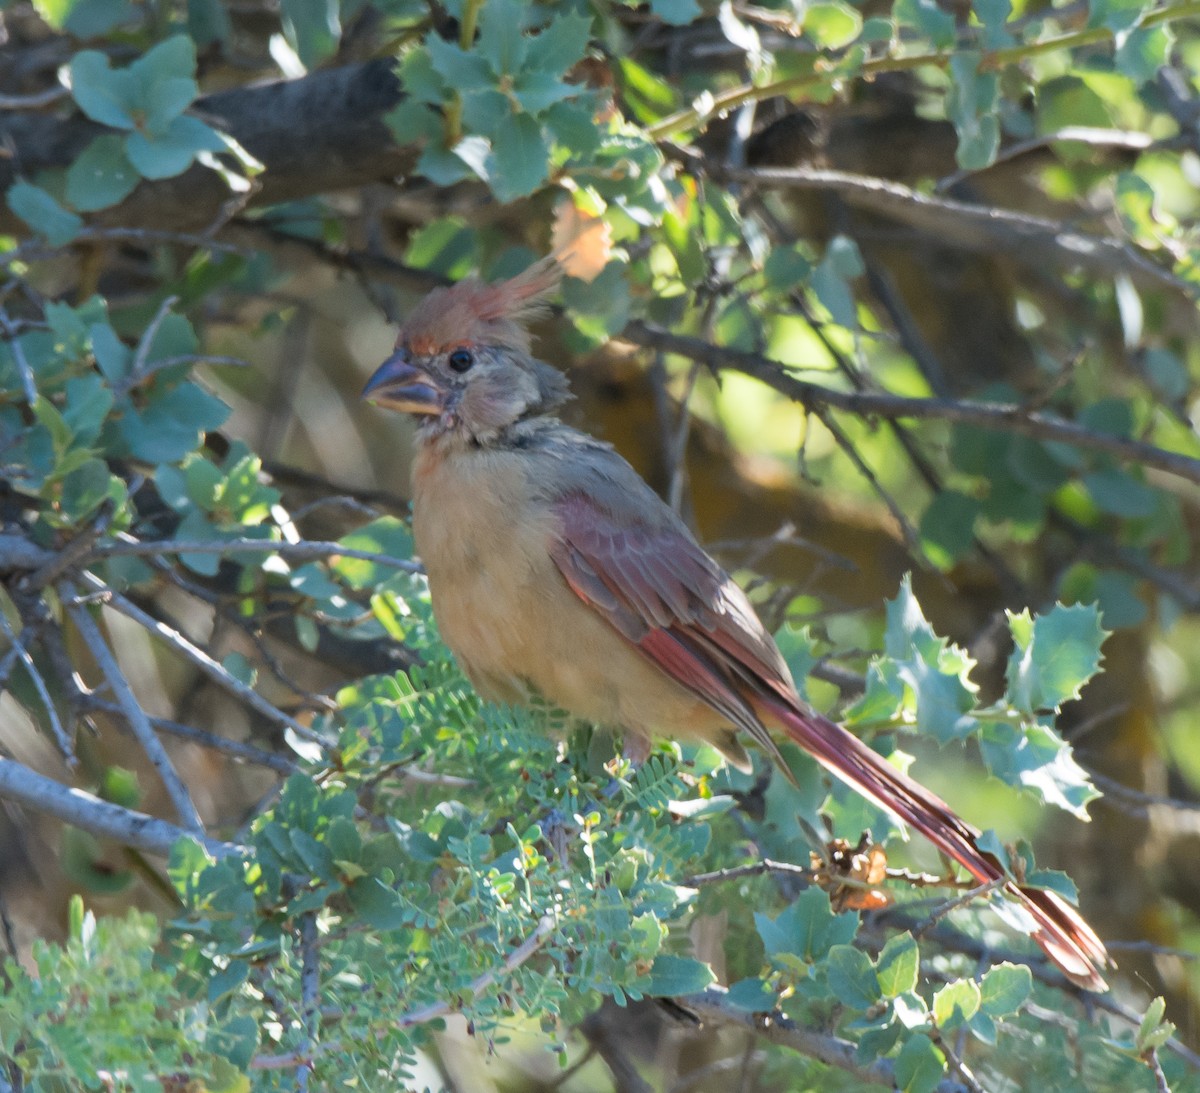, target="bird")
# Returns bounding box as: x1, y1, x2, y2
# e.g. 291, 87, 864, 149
361, 254, 1110, 992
